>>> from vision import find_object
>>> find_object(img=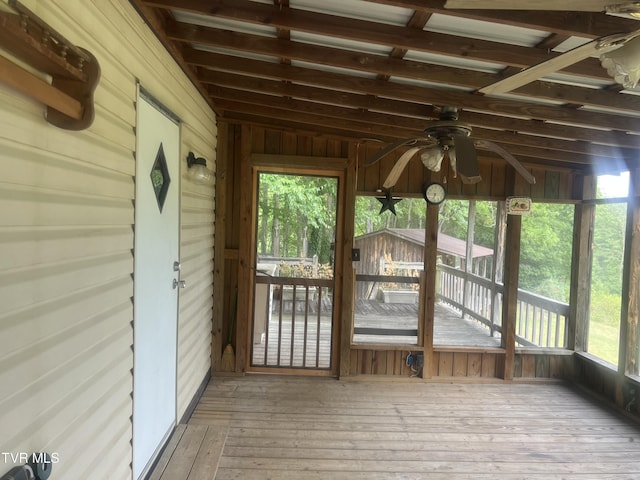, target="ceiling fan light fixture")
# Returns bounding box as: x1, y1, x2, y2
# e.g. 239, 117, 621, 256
420, 146, 445, 171
600, 36, 640, 88
605, 2, 640, 17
